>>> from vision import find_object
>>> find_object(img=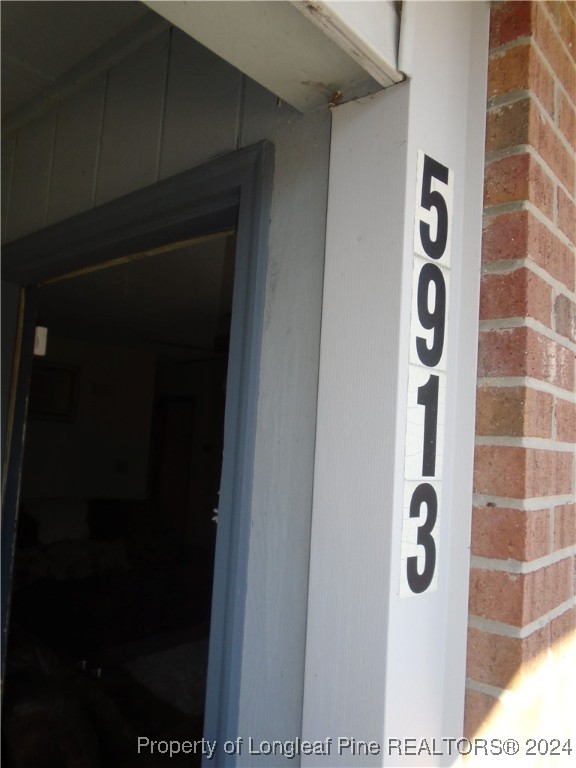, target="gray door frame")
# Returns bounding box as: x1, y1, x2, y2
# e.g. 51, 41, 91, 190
1, 141, 274, 743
